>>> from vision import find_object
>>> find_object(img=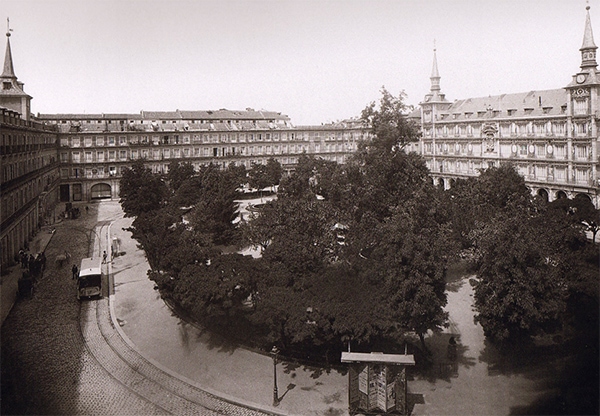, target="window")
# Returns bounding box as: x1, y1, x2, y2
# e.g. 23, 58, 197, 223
97, 151, 104, 162
119, 150, 127, 160
72, 152, 81, 163
119, 136, 127, 146
72, 137, 81, 147
519, 145, 527, 156
109, 166, 117, 177
85, 137, 93, 147
85, 151, 93, 162
108, 136, 115, 146
96, 136, 104, 146
108, 150, 116, 161
3, 81, 11, 90
576, 146, 588, 159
